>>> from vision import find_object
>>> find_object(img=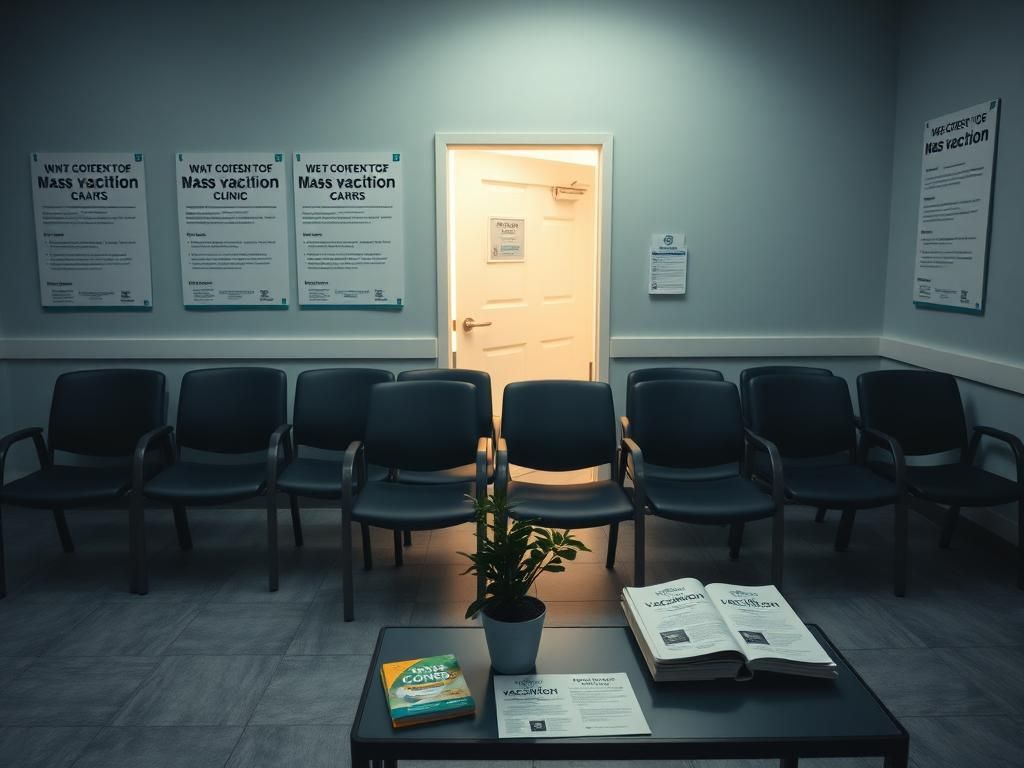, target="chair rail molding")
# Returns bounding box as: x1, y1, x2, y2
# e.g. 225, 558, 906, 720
877, 337, 1024, 396
610, 335, 880, 359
